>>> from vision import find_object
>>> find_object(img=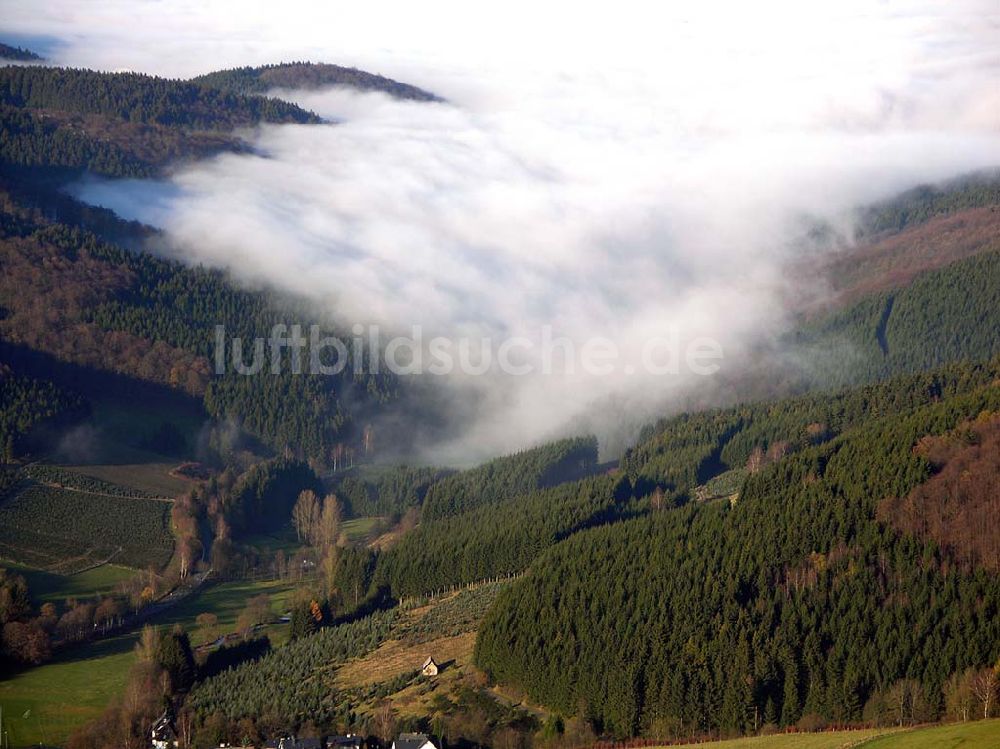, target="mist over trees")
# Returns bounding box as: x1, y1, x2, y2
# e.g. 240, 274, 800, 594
0, 33, 999, 748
